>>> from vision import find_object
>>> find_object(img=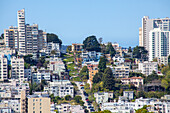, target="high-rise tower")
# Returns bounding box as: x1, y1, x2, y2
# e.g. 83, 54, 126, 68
18, 9, 26, 55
